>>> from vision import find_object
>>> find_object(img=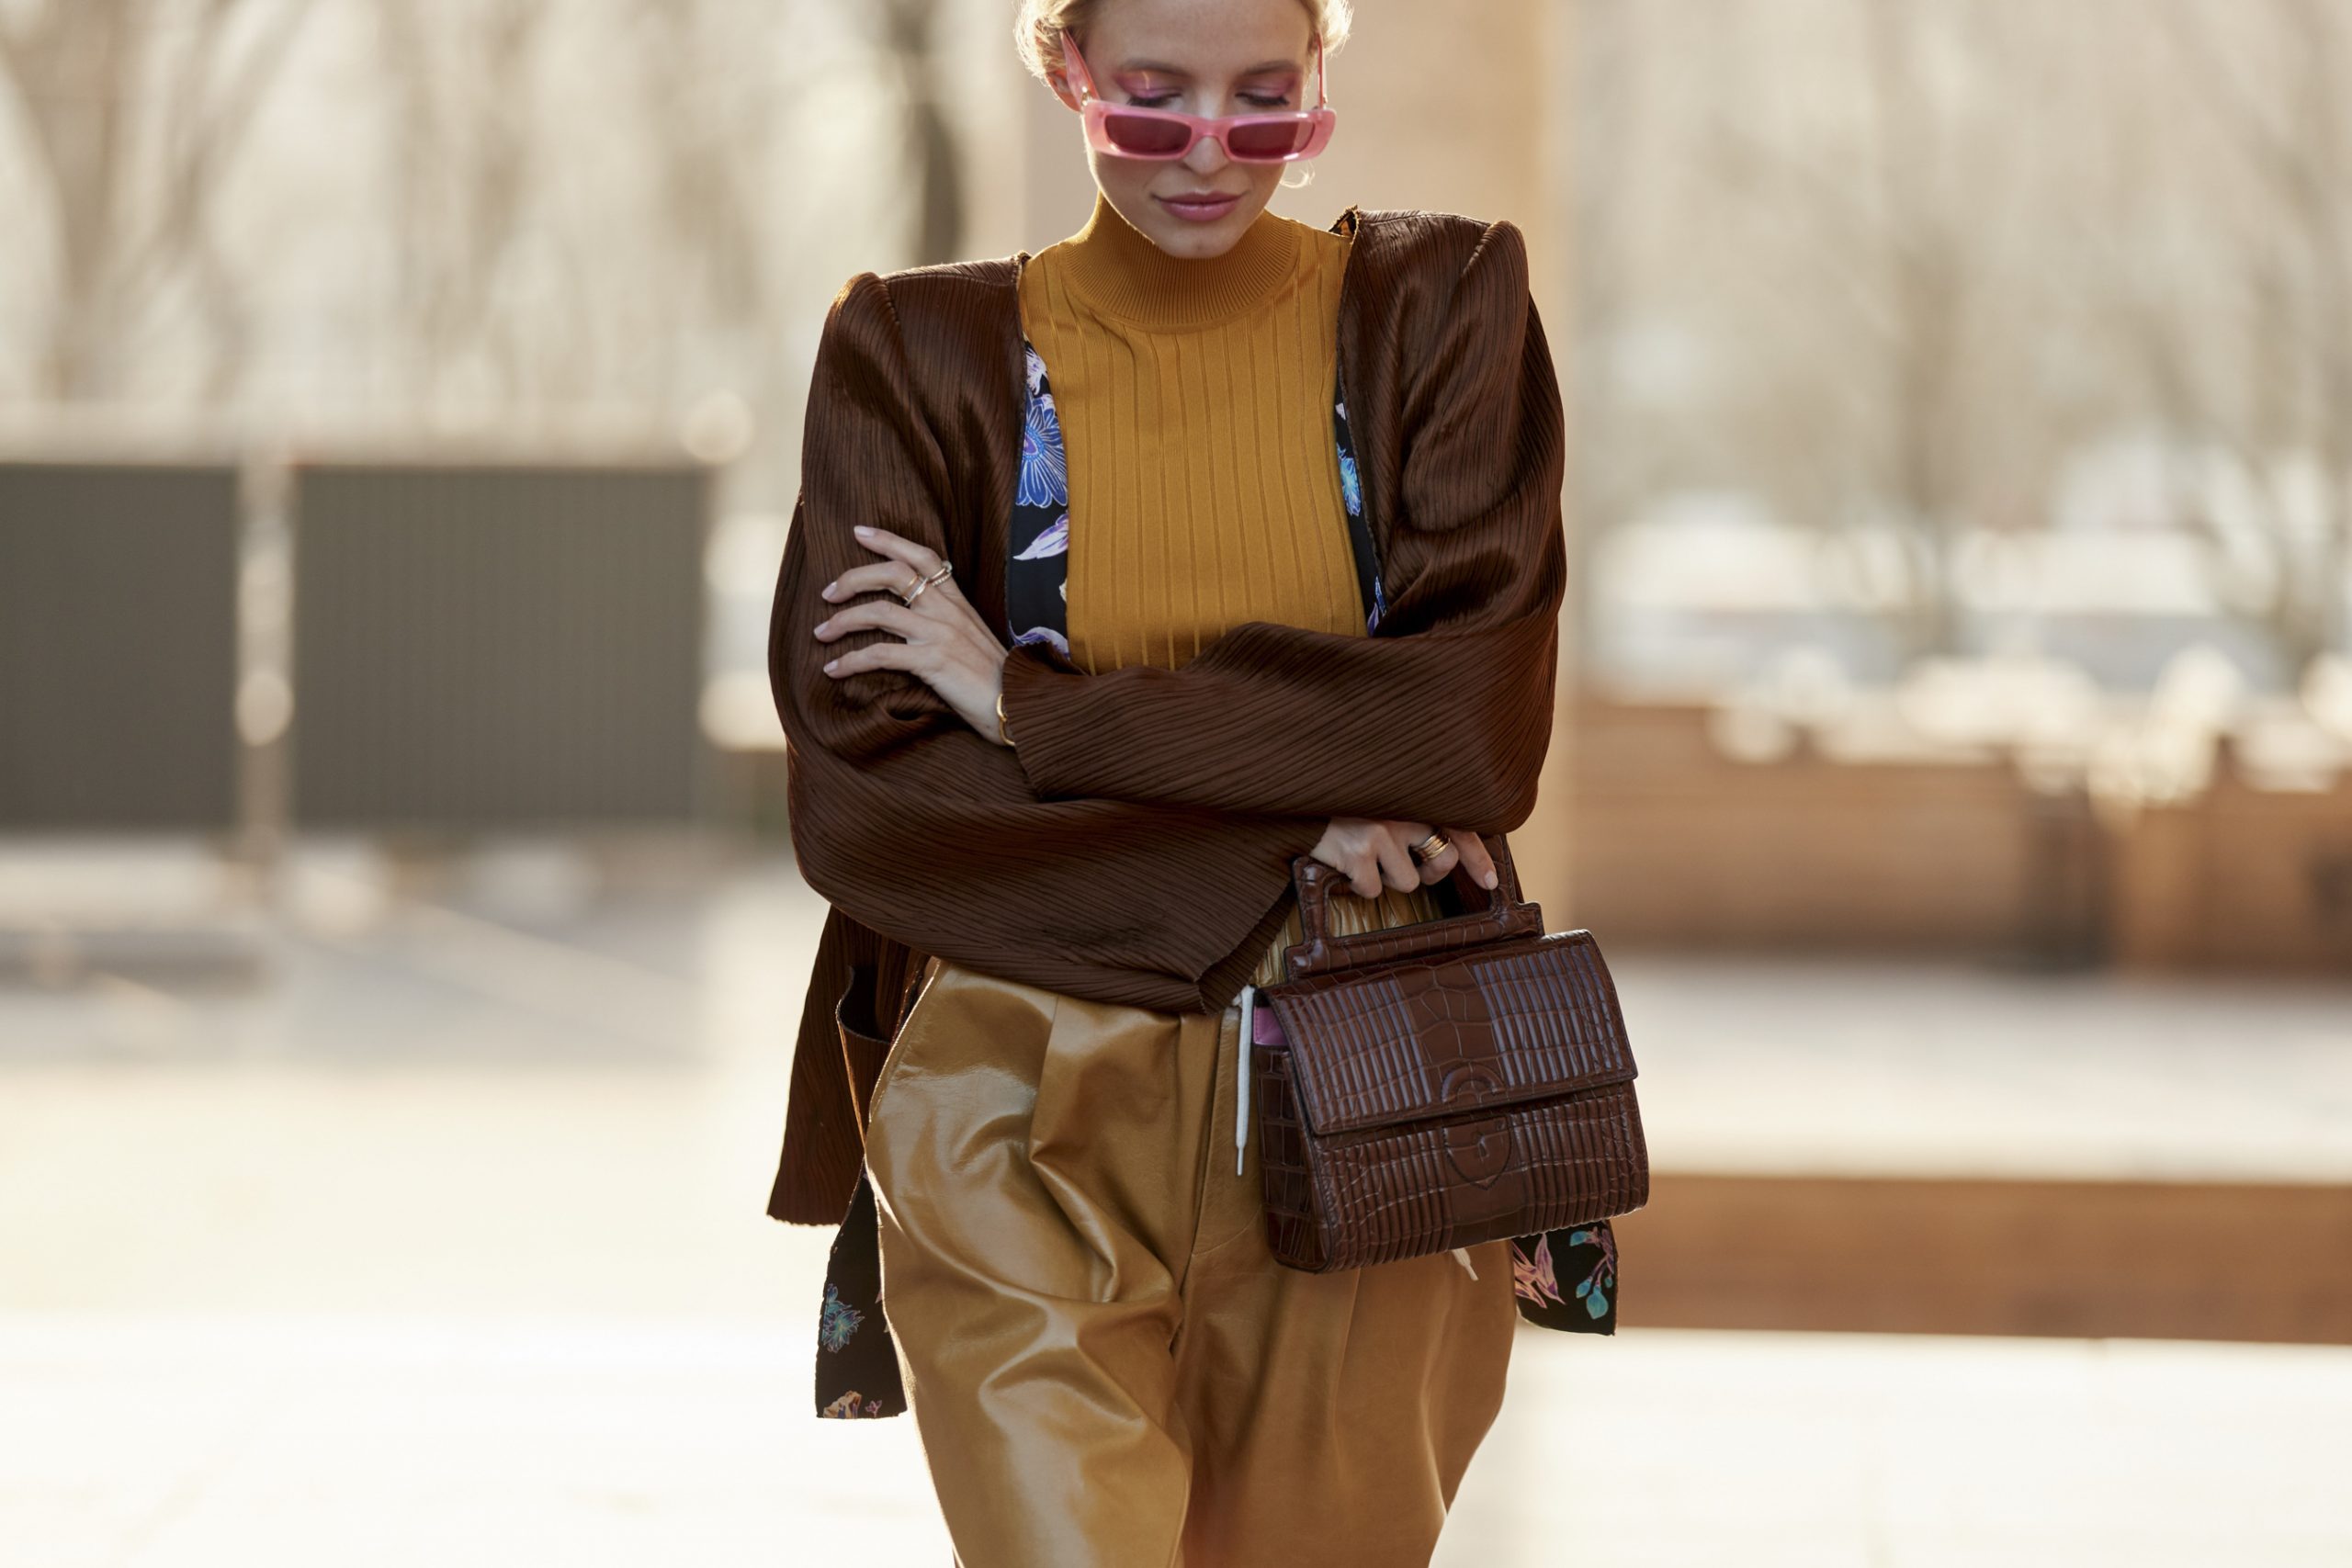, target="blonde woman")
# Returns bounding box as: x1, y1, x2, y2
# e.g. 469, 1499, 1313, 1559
768, 0, 1604, 1561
